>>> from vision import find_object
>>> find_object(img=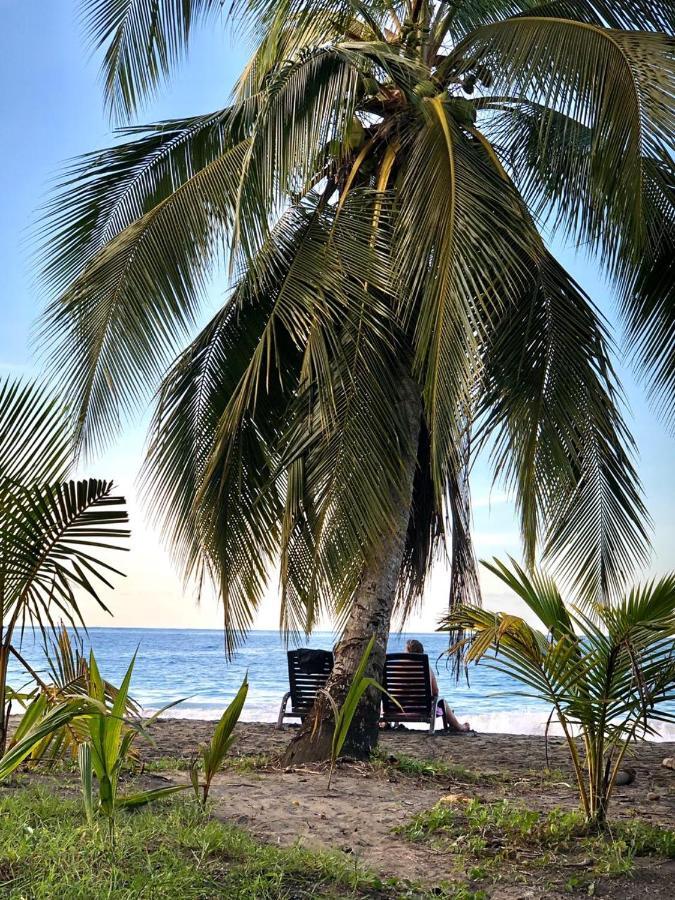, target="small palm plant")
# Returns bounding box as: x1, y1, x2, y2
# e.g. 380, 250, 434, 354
74, 652, 187, 835
0, 377, 129, 754
190, 674, 248, 805
439, 560, 675, 829
9, 626, 140, 766
0, 651, 186, 836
